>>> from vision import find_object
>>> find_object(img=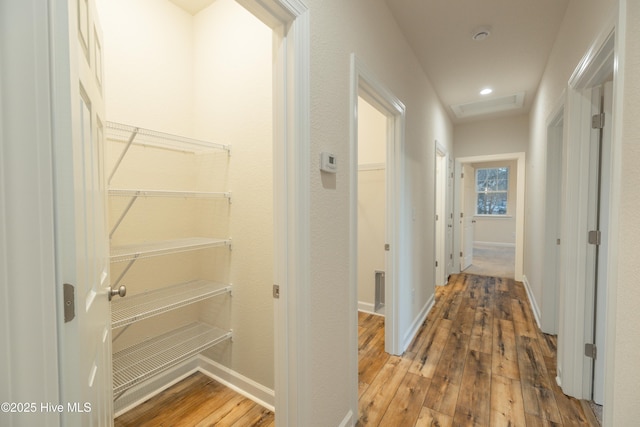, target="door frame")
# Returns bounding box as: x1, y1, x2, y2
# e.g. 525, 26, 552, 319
1, 0, 311, 425
453, 153, 526, 281
434, 143, 448, 286
238, 1, 311, 424
541, 97, 565, 336
349, 53, 406, 420
557, 23, 617, 407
